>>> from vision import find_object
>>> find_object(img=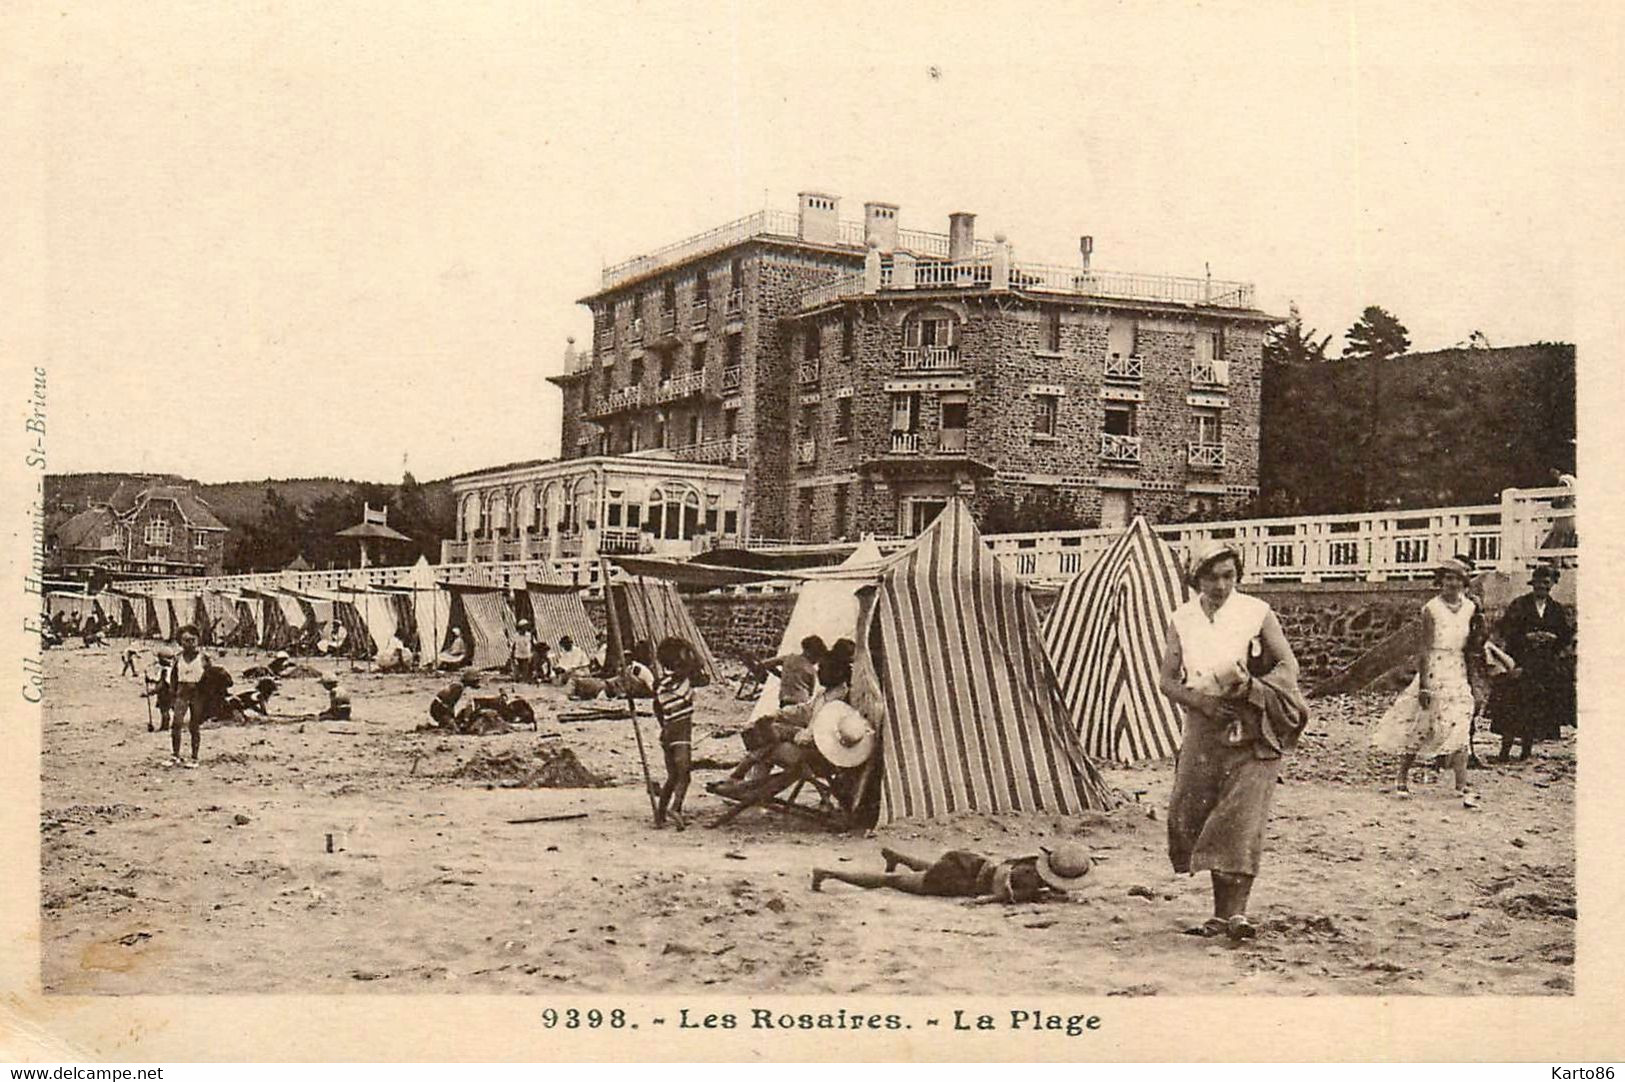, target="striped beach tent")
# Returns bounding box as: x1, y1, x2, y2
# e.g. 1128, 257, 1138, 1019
199, 591, 240, 646
609, 576, 720, 682
393, 557, 452, 666
151, 594, 176, 640
523, 580, 599, 656
447, 584, 518, 670
1042, 517, 1188, 764
847, 500, 1114, 823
